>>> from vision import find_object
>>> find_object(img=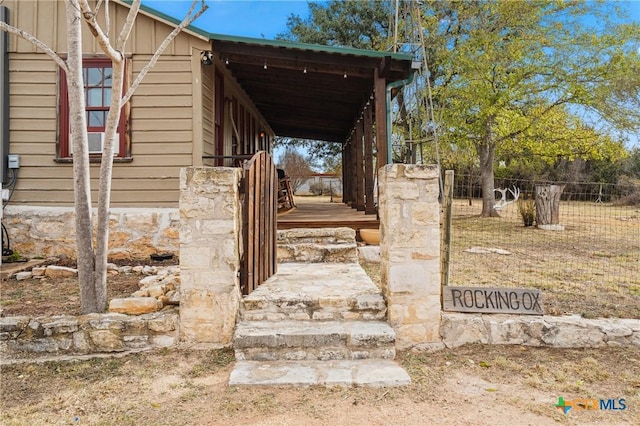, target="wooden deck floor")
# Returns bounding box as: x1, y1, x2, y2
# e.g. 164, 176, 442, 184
277, 197, 379, 231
